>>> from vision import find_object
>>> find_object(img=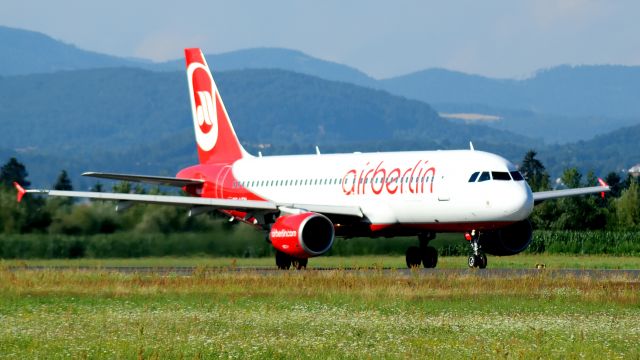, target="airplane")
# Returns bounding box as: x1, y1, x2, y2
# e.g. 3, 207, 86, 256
14, 48, 610, 269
